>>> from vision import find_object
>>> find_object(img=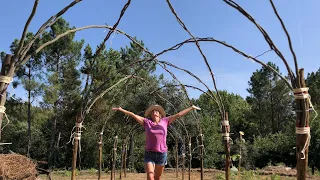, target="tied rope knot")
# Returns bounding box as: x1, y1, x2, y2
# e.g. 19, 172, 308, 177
221, 120, 232, 143
0, 106, 10, 131
0, 76, 13, 84
293, 87, 318, 120
296, 126, 311, 160
67, 121, 85, 152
